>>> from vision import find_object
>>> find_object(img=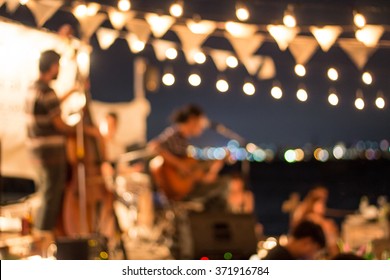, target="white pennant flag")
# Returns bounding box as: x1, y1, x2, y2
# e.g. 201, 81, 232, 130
145, 13, 175, 38
5, 0, 19, 13
126, 19, 151, 44
26, 0, 63, 28
126, 33, 146, 53
225, 32, 264, 62
225, 21, 258, 38
267, 25, 299, 51
289, 36, 318, 65
258, 56, 276, 80
209, 49, 234, 72
242, 56, 264, 76
355, 25, 384, 48
186, 19, 216, 35
174, 25, 210, 64
96, 28, 119, 50
310, 26, 343, 52
108, 9, 134, 30
0, 0, 6, 8
152, 39, 176, 61
339, 39, 377, 70
77, 13, 107, 41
